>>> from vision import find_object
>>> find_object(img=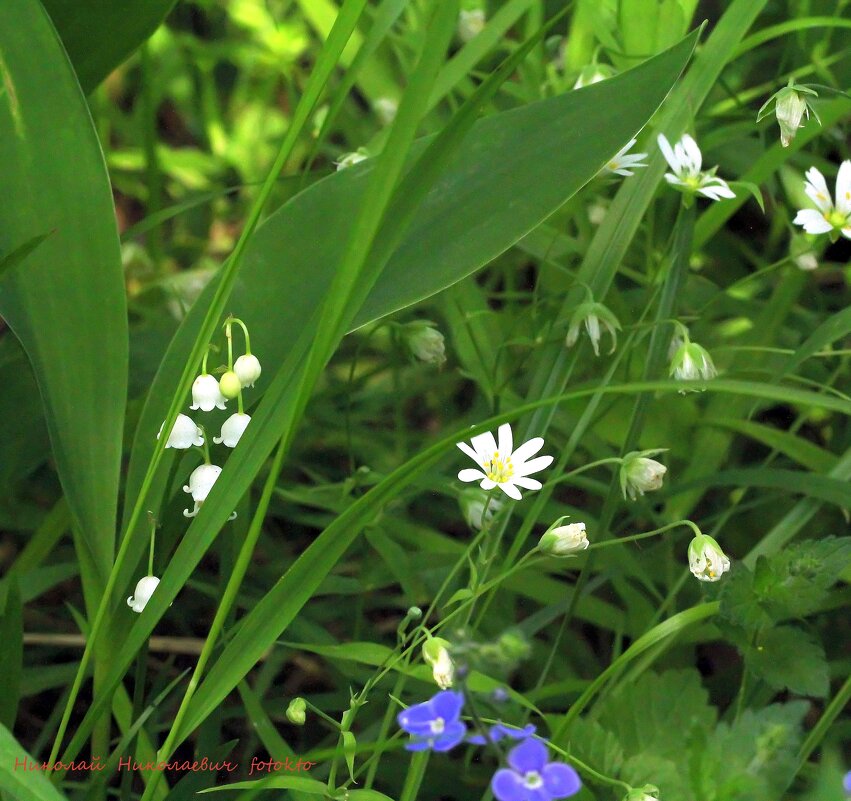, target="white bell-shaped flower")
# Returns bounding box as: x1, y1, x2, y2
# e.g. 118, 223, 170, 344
422, 637, 455, 690
191, 374, 227, 412
127, 575, 160, 614
183, 464, 222, 518
688, 534, 731, 582
157, 414, 203, 449
213, 413, 251, 448
620, 451, 667, 501
234, 354, 262, 388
